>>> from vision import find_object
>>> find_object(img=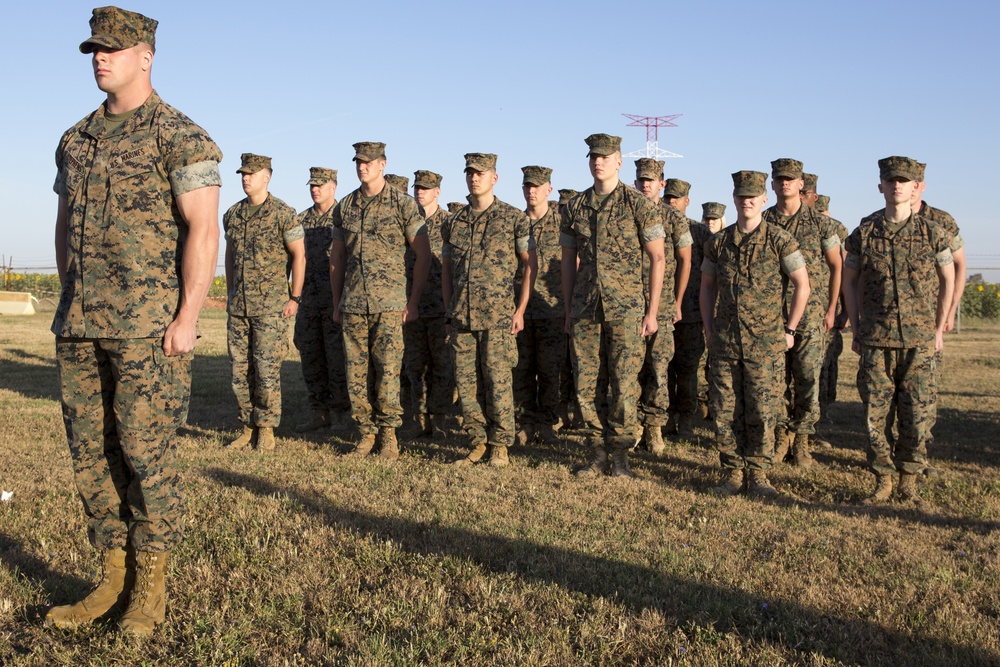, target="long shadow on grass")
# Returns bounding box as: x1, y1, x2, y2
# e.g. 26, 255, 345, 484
0, 532, 90, 624
0, 353, 59, 402
203, 467, 999, 667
